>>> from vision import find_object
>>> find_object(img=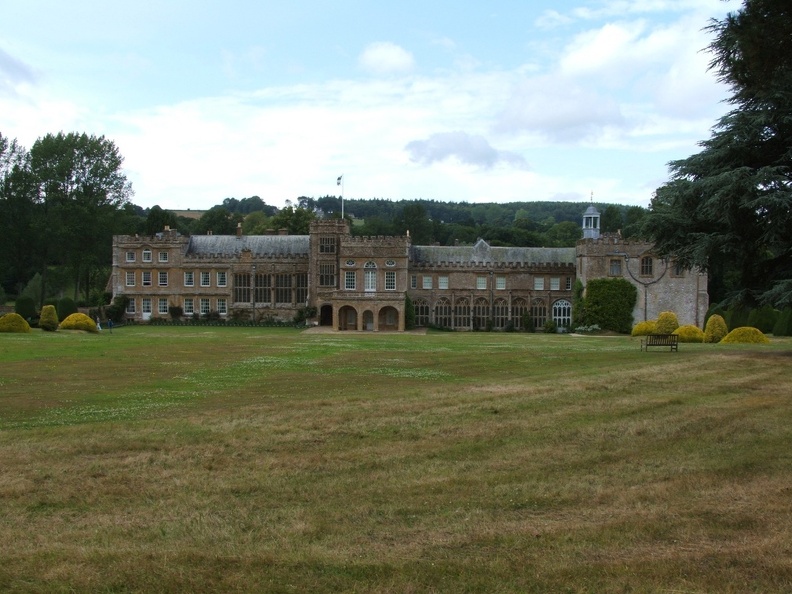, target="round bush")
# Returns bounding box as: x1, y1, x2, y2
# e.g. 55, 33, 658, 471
14, 295, 37, 321
57, 297, 79, 322
673, 324, 704, 343
631, 320, 657, 336
0, 312, 32, 333
704, 314, 728, 343
720, 327, 770, 344
655, 311, 680, 334
59, 312, 99, 333
39, 304, 59, 332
